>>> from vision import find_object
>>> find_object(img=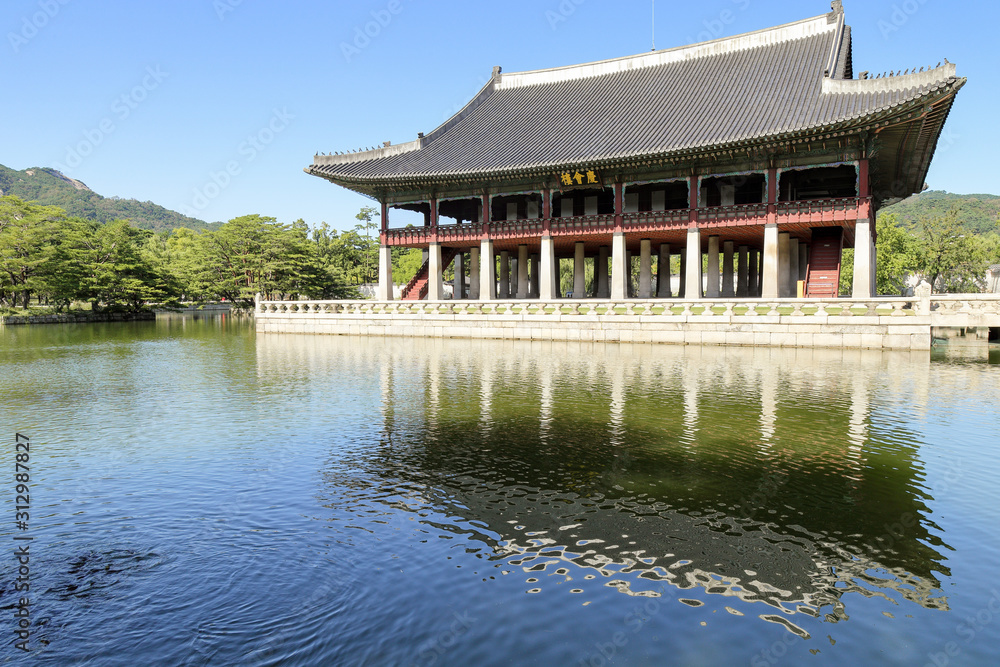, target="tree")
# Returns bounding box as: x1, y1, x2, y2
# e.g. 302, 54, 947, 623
81, 219, 171, 311
874, 213, 919, 295
913, 207, 997, 293
0, 196, 73, 309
